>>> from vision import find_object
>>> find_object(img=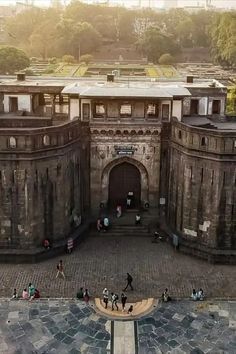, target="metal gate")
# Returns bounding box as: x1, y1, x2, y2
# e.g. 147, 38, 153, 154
108, 162, 141, 208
